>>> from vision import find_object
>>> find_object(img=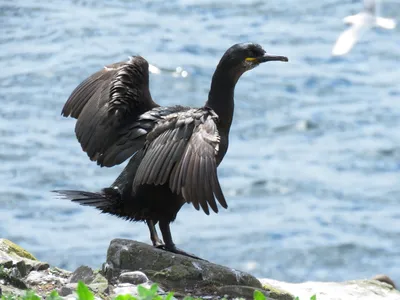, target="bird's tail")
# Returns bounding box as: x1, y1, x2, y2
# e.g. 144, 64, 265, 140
53, 188, 121, 213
